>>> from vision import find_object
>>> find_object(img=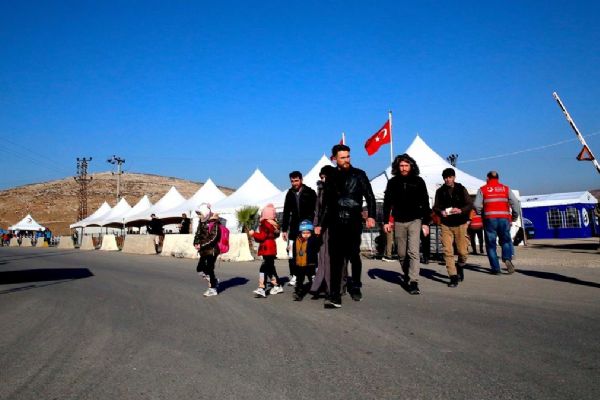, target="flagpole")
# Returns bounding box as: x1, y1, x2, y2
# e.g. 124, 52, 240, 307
388, 110, 393, 164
